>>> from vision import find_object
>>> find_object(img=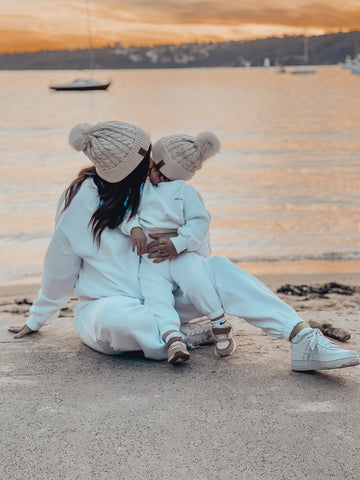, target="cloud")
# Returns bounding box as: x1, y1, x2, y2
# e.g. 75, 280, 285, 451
1, 0, 360, 53
92, 0, 360, 29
